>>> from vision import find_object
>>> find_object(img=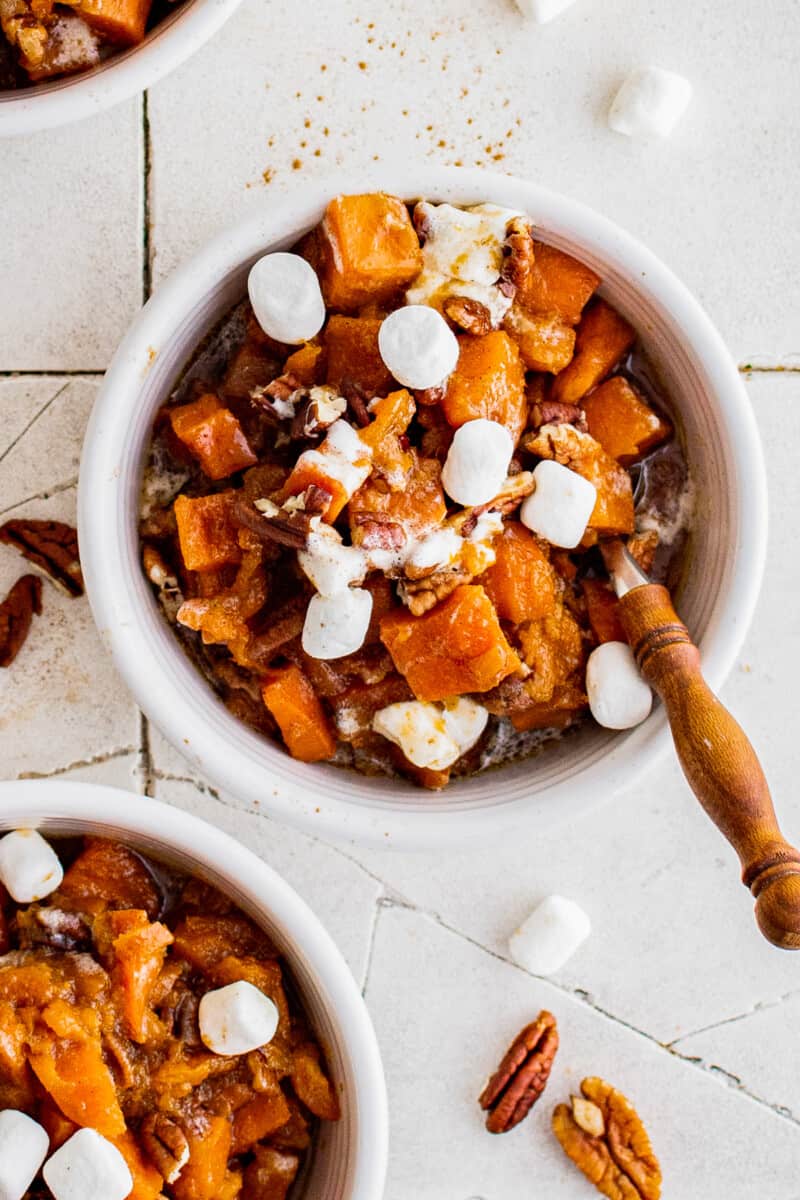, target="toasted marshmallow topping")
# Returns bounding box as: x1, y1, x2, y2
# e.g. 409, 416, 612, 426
0, 1110, 49, 1200
586, 641, 653, 730
378, 305, 459, 390
43, 1129, 133, 1200
302, 587, 374, 659
199, 980, 280, 1056
0, 830, 63, 904
299, 527, 368, 597
373, 697, 489, 770
442, 419, 514, 506
520, 459, 597, 549
248, 252, 326, 344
